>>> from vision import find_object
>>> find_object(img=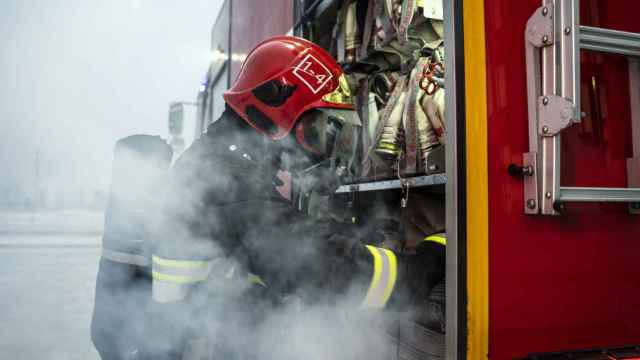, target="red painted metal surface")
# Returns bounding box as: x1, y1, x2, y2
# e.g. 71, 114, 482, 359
485, 1, 640, 359
229, 0, 294, 82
